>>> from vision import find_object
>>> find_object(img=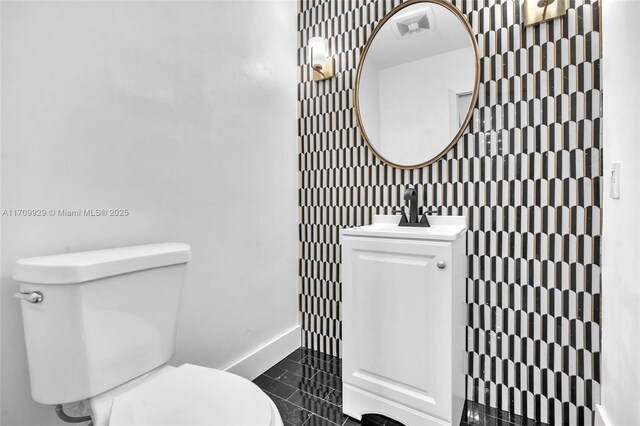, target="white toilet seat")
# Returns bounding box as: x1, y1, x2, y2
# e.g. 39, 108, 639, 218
104, 364, 282, 426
